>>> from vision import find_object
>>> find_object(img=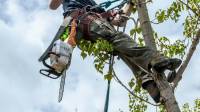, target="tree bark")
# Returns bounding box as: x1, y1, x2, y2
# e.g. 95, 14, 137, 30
152, 72, 181, 112
136, 0, 181, 111
137, 0, 157, 50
